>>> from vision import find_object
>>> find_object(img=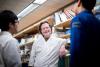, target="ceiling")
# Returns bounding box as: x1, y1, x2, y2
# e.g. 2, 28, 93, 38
0, 0, 34, 15
17, 0, 73, 31
0, 0, 74, 38
0, 0, 99, 39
